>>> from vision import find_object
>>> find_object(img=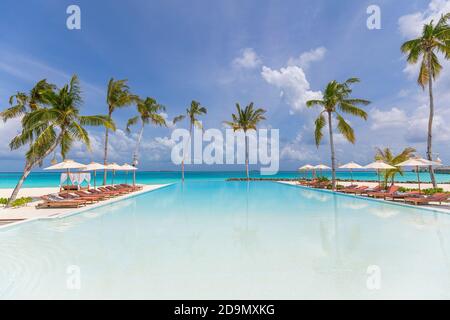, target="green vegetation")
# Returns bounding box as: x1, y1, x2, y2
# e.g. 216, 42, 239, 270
126, 97, 167, 166
375, 147, 416, 186
104, 78, 137, 184
1, 76, 114, 207
173, 100, 208, 181
0, 197, 33, 207
401, 13, 450, 188
397, 187, 447, 195
224, 102, 266, 180
306, 78, 370, 190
